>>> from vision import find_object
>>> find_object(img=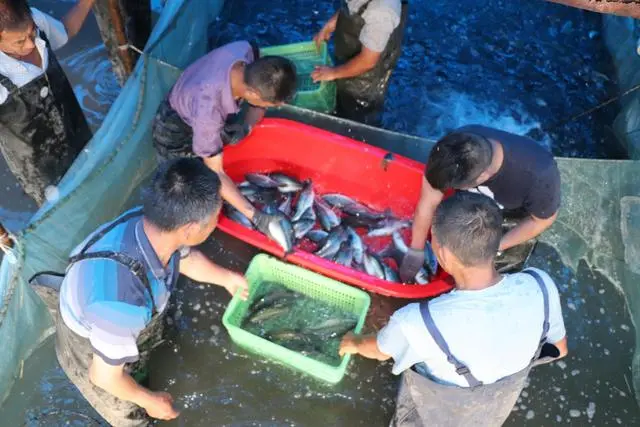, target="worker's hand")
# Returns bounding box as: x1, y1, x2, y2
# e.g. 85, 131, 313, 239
225, 272, 249, 300
399, 248, 425, 283
144, 391, 180, 420
313, 14, 338, 51
221, 123, 251, 146
311, 66, 338, 82
339, 332, 359, 356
